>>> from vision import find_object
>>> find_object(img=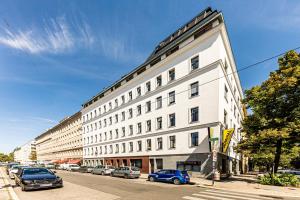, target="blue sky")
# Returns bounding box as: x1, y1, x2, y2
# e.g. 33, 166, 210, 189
0, 0, 299, 153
